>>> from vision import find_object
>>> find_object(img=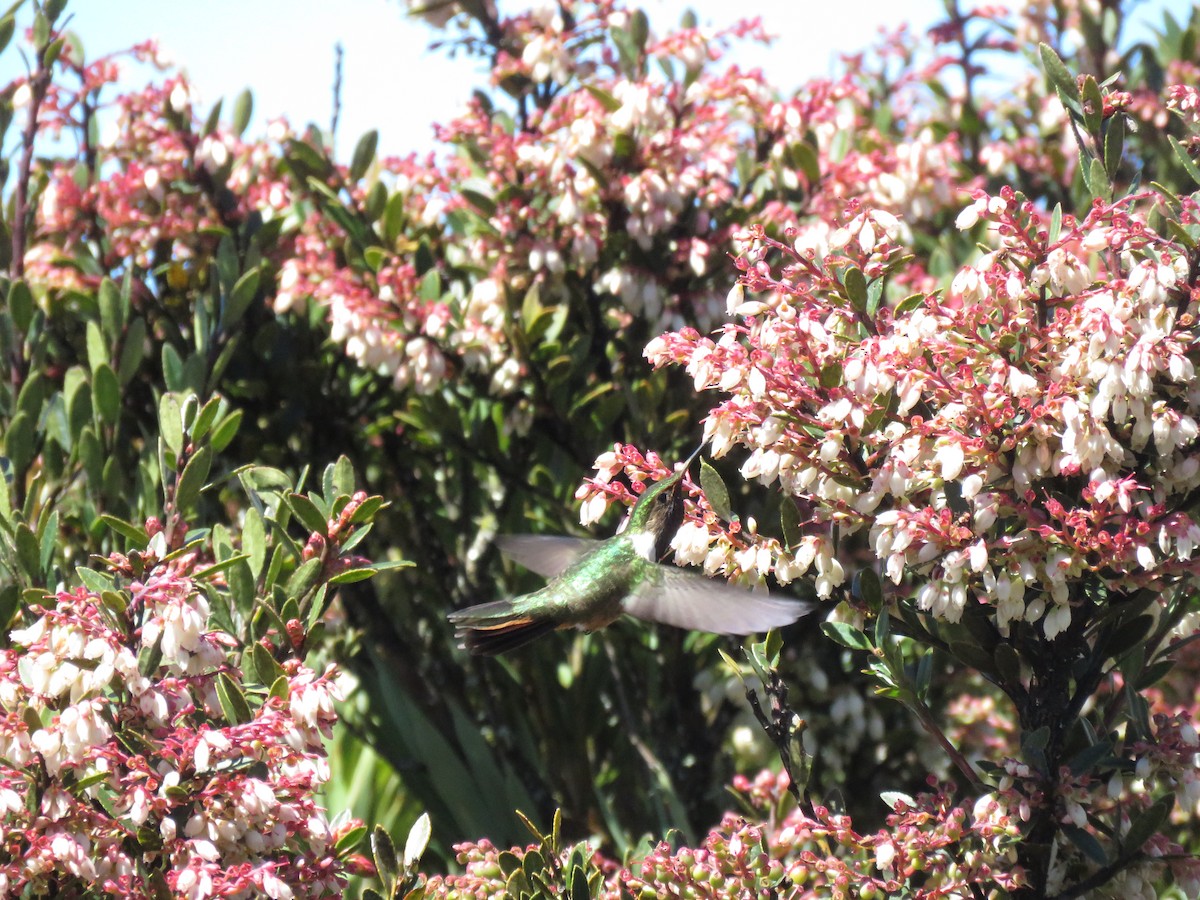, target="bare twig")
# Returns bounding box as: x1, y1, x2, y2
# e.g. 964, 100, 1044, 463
744, 670, 816, 817
11, 36, 55, 281
907, 697, 985, 789
330, 42, 343, 147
